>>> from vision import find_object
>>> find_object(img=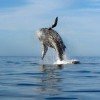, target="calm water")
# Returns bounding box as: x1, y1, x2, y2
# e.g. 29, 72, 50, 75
0, 56, 100, 100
